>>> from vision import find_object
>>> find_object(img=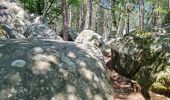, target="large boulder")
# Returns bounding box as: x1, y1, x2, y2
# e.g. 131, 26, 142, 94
0, 39, 113, 100
75, 30, 111, 57
0, 0, 63, 40
24, 24, 63, 40
75, 30, 103, 47
0, 0, 30, 37
110, 29, 170, 94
